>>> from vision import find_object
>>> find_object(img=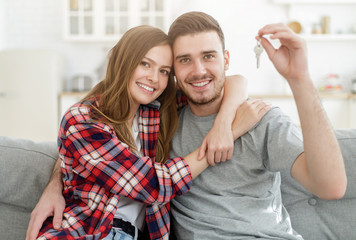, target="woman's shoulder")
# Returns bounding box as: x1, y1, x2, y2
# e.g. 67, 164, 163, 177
61, 98, 96, 126
68, 100, 93, 117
